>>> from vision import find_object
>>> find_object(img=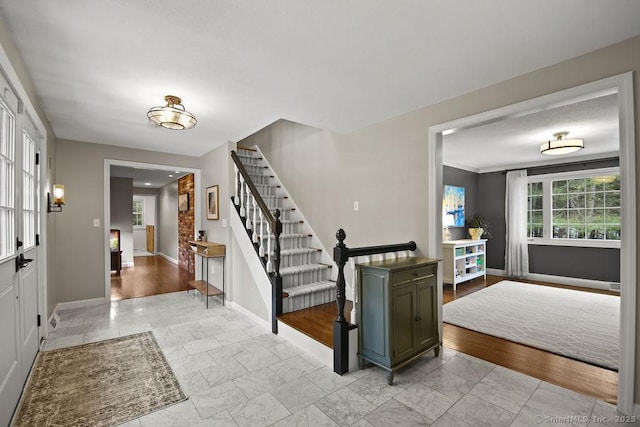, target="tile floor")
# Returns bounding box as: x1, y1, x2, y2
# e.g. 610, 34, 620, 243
44, 291, 632, 427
